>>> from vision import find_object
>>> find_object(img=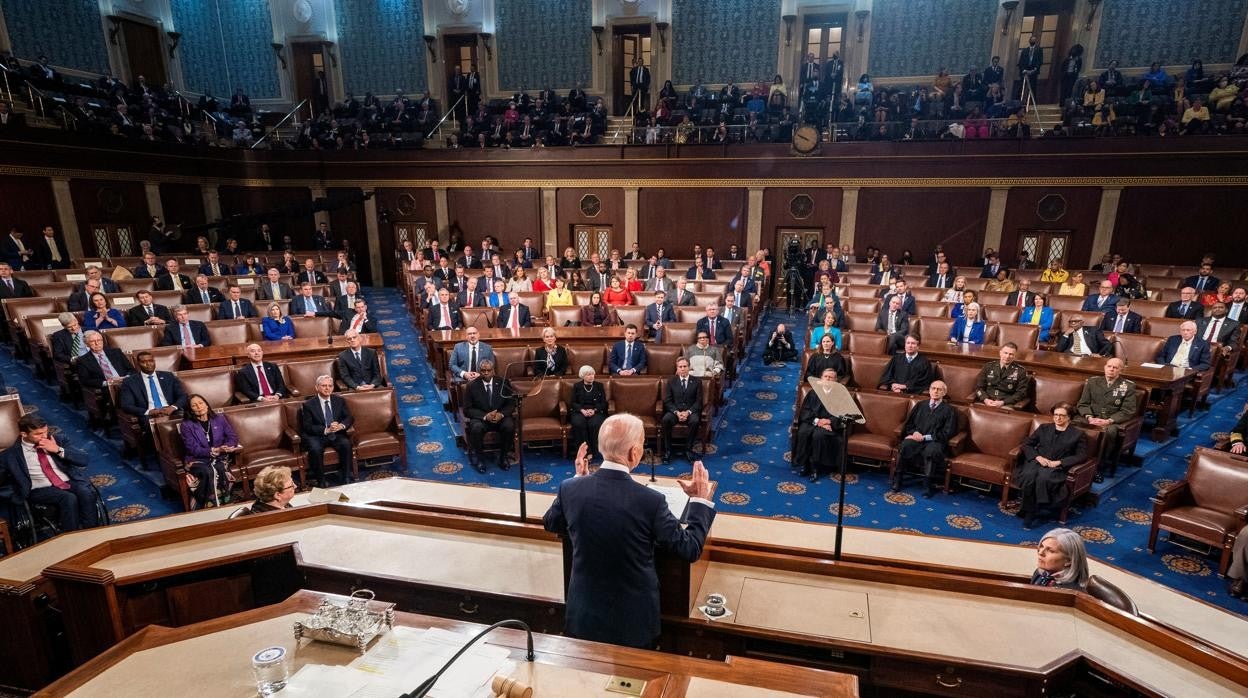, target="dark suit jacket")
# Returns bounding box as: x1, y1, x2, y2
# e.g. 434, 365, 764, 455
1082, 293, 1120, 312
0, 277, 33, 299
496, 304, 532, 328
1, 441, 88, 499
464, 377, 515, 420
609, 340, 648, 374
255, 281, 294, 301
297, 269, 327, 286
1155, 336, 1213, 372
684, 266, 717, 280
75, 347, 134, 389
644, 303, 676, 332
183, 286, 224, 305
125, 303, 172, 327
339, 312, 378, 335
924, 273, 954, 288
695, 316, 732, 346
1100, 311, 1144, 334
51, 329, 83, 365
533, 345, 568, 376
198, 262, 230, 278
132, 263, 165, 279
980, 264, 1005, 279
878, 353, 935, 393
0, 237, 30, 269
300, 394, 353, 439
155, 274, 193, 292
1181, 275, 1220, 293
455, 290, 485, 308
66, 291, 92, 313
1005, 290, 1037, 308
1197, 317, 1240, 346
337, 348, 384, 388
236, 362, 290, 400
664, 375, 703, 415
876, 307, 911, 334
882, 292, 917, 316
1055, 327, 1113, 356
31, 236, 69, 269
118, 370, 187, 417
542, 468, 714, 648
1164, 300, 1204, 320
217, 298, 257, 319
288, 295, 330, 317
161, 321, 212, 347
457, 254, 482, 269
427, 301, 462, 330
